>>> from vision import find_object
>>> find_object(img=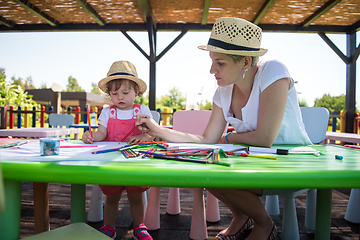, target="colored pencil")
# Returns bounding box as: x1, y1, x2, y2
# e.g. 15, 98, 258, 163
86, 105, 92, 137
120, 125, 139, 142
238, 152, 277, 160
137, 150, 231, 167
60, 145, 98, 148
